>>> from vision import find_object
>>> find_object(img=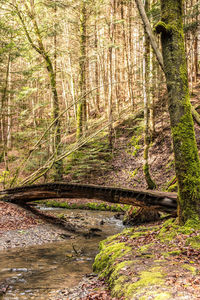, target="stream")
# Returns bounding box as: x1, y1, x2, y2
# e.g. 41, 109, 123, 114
0, 208, 124, 299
